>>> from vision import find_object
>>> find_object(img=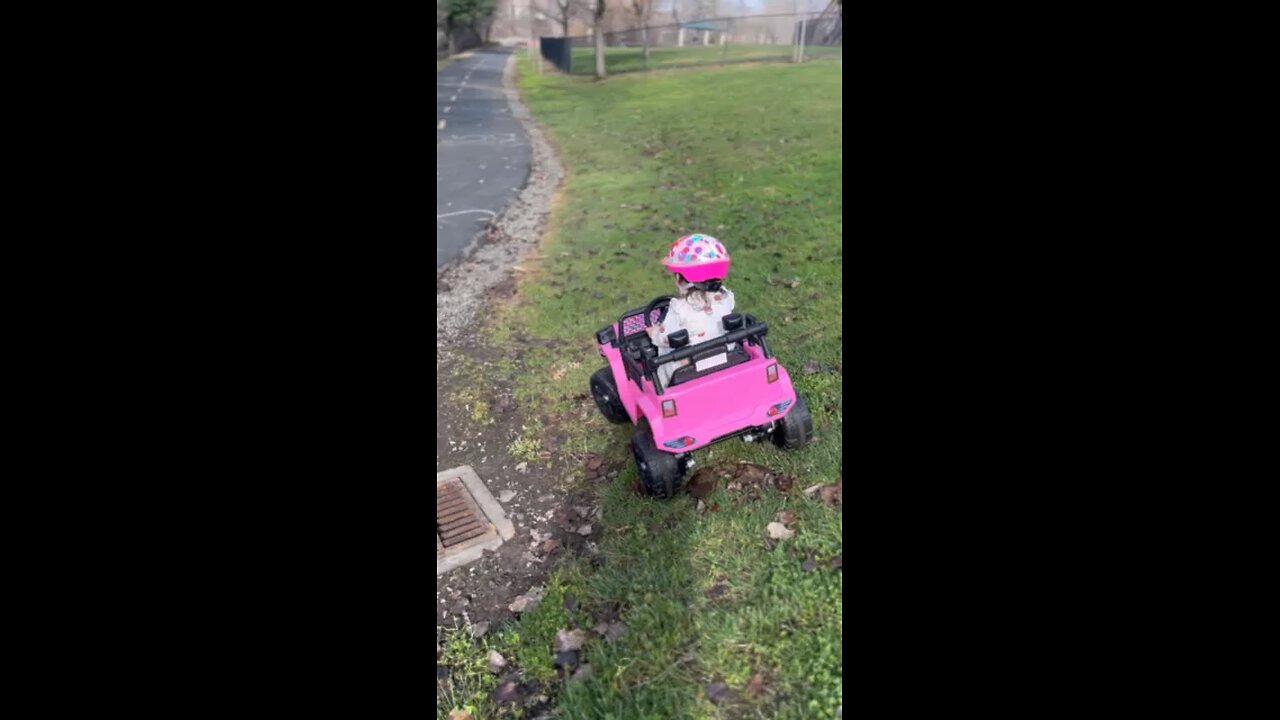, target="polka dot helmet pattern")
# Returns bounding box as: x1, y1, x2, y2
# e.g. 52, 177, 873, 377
661, 234, 731, 283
